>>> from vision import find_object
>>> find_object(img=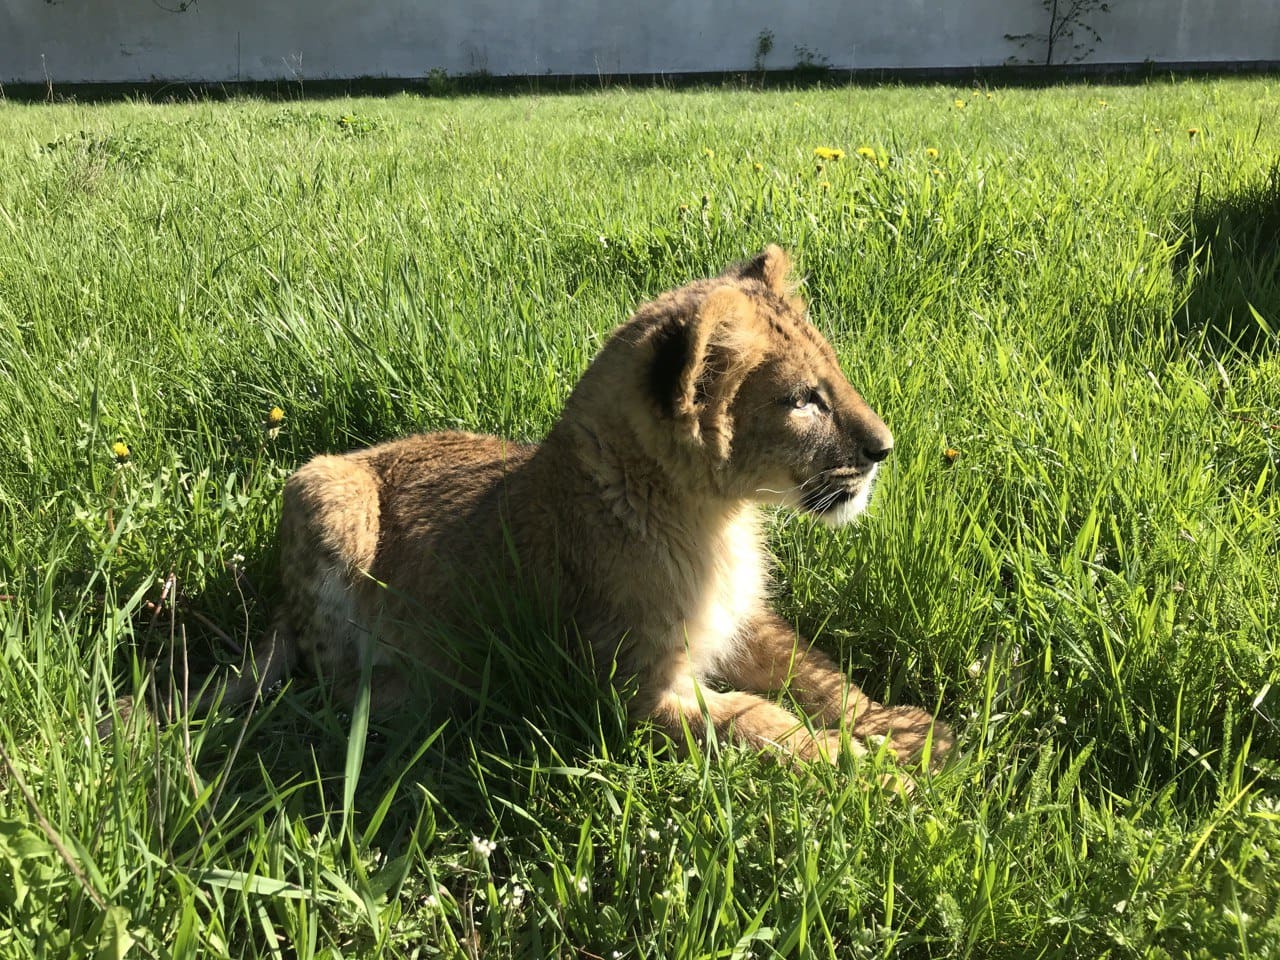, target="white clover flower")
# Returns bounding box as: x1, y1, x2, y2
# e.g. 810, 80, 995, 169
471, 835, 497, 859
